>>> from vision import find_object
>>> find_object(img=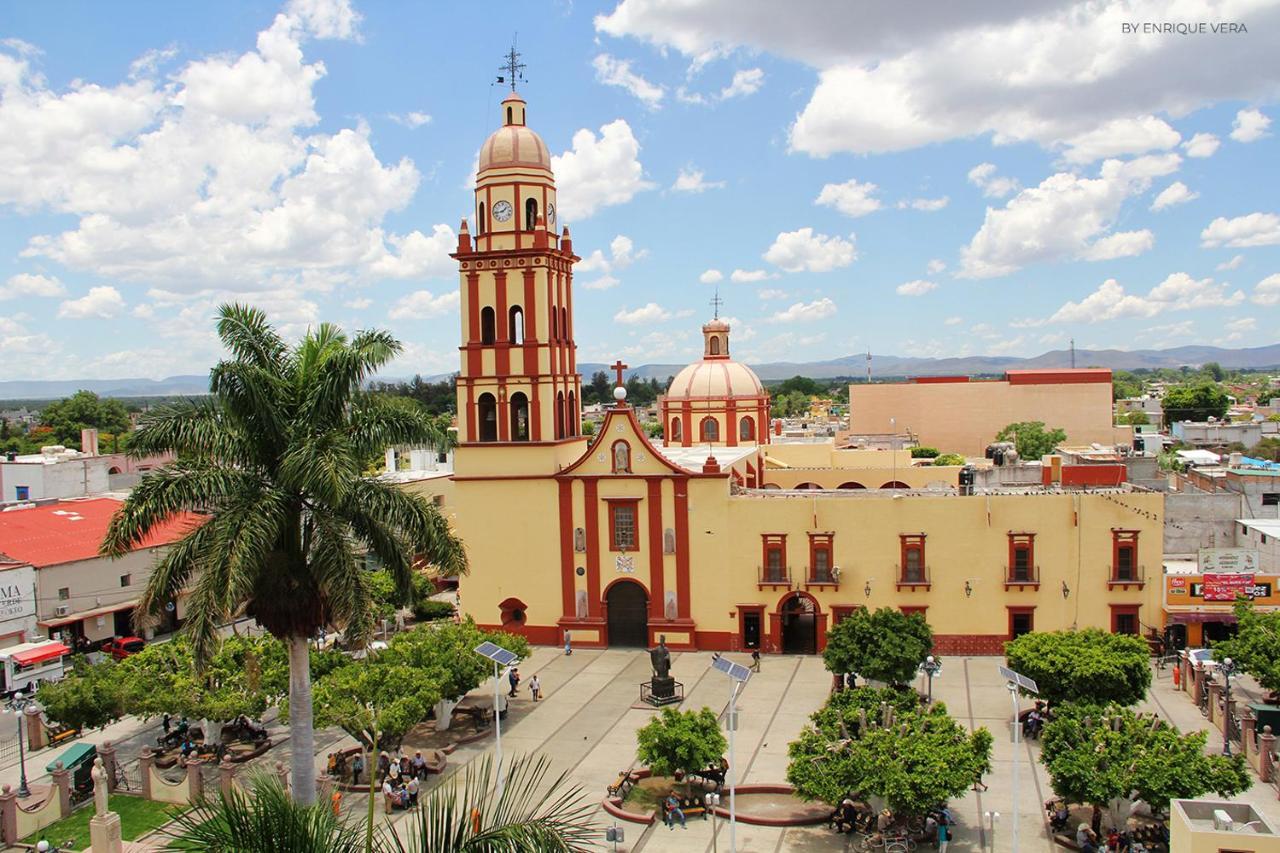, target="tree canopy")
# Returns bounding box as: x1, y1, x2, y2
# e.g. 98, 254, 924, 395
787, 688, 992, 814
1004, 630, 1151, 707
933, 453, 966, 466
1162, 383, 1229, 423
635, 707, 727, 779
1040, 703, 1249, 817
40, 390, 131, 448
822, 607, 933, 686
771, 390, 811, 419
995, 421, 1067, 460
36, 655, 129, 731
1212, 601, 1280, 694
